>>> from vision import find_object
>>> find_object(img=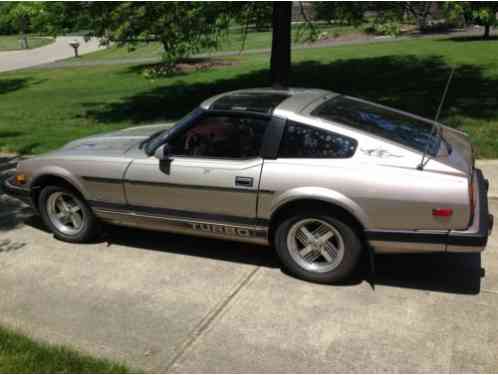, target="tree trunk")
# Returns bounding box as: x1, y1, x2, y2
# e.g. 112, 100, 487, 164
19, 18, 28, 49
270, 2, 292, 89
484, 24, 491, 39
